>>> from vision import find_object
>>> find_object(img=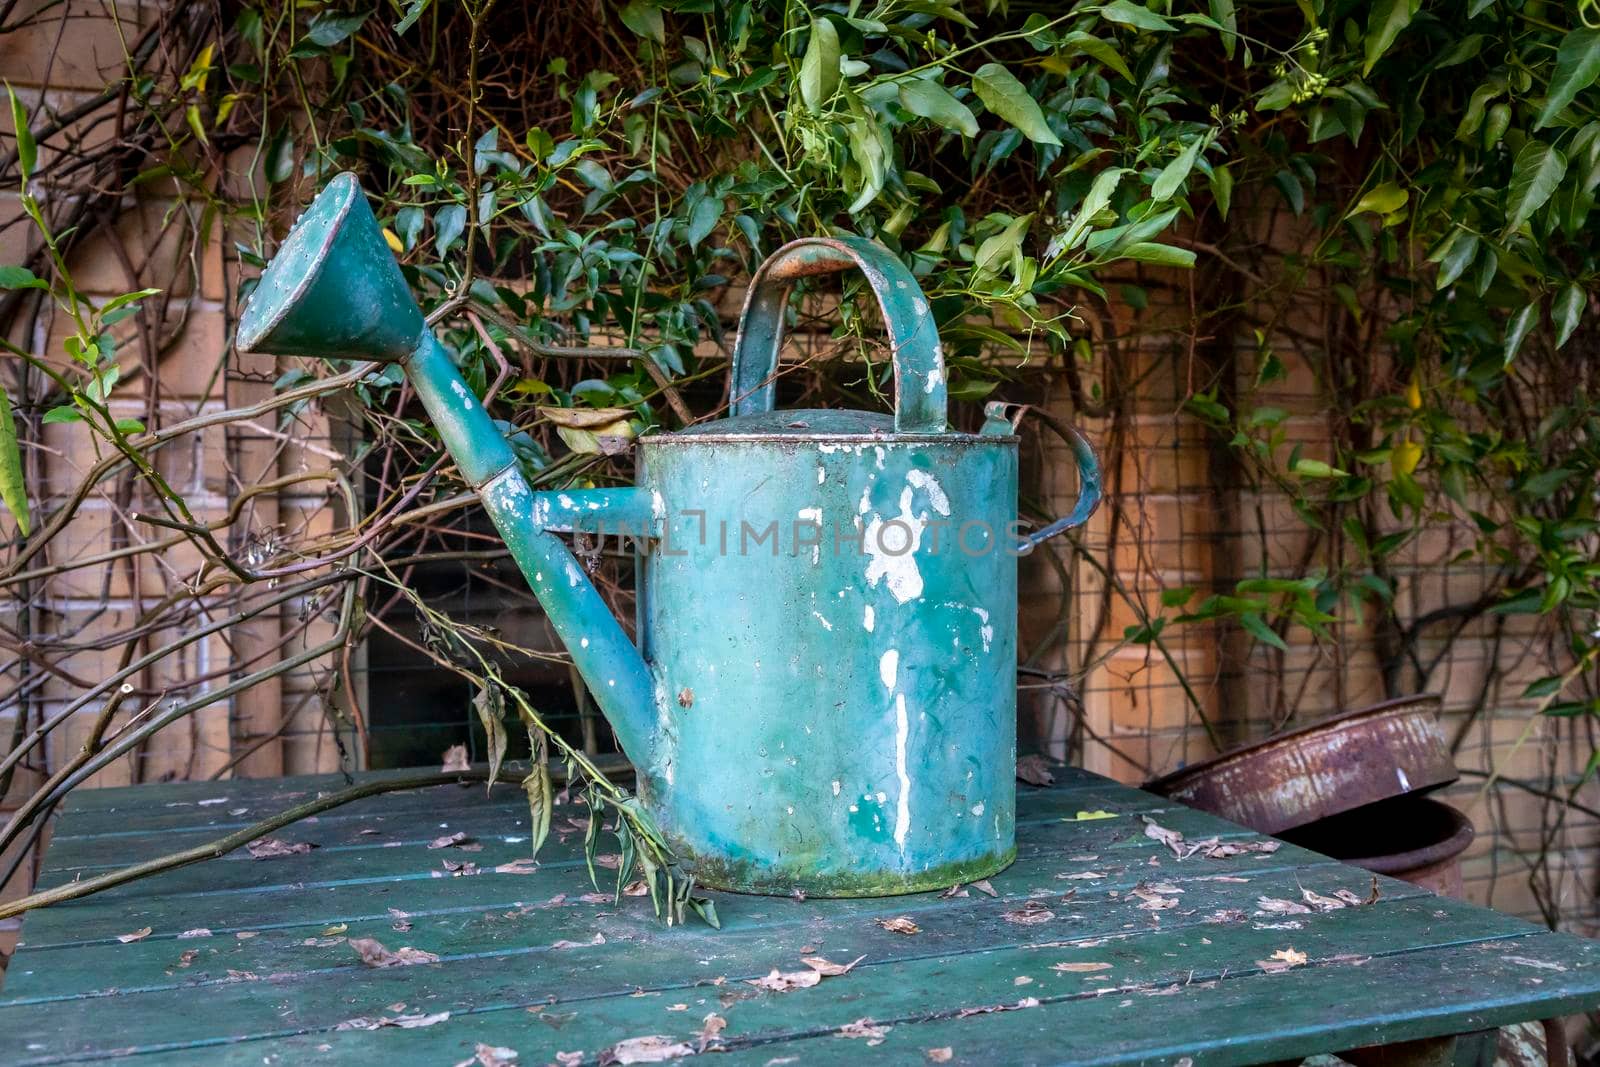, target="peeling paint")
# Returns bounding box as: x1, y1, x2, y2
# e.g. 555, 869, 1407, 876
879, 648, 899, 689
863, 605, 875, 632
